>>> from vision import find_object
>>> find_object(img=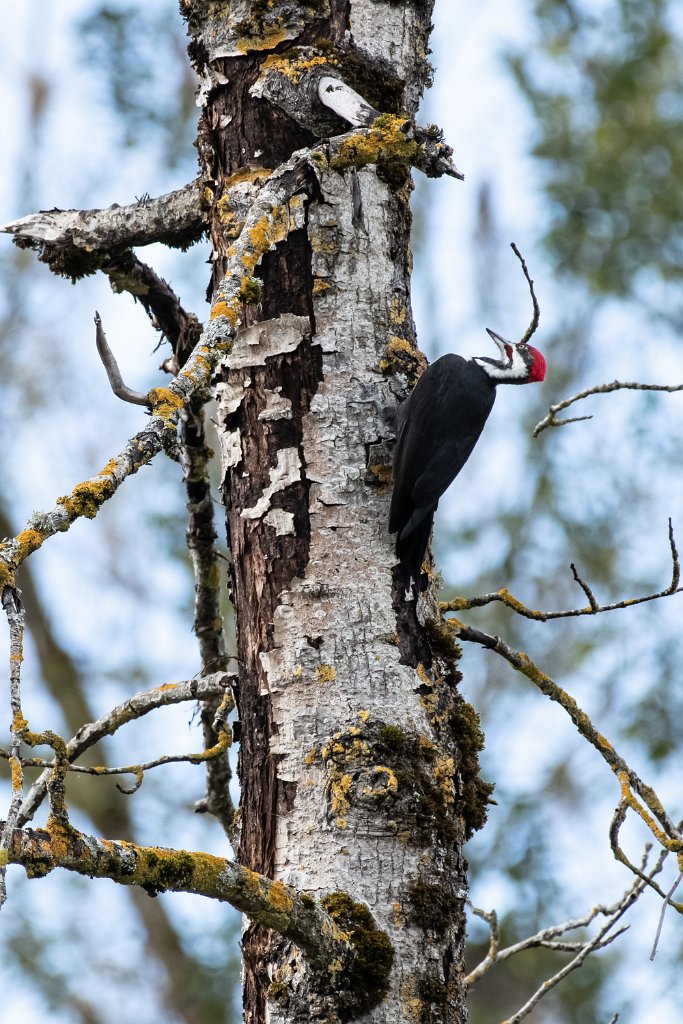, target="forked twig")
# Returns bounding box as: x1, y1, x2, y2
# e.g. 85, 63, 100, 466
441, 520, 681, 621
533, 379, 683, 437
